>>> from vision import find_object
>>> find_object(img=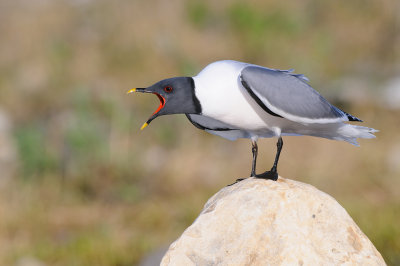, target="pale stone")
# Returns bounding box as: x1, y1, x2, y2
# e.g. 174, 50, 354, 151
161, 177, 385, 266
